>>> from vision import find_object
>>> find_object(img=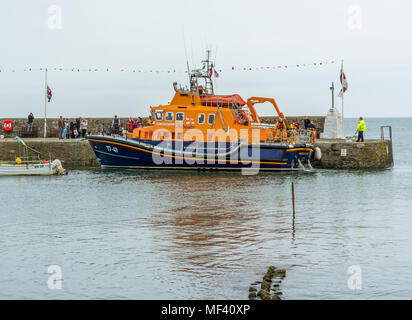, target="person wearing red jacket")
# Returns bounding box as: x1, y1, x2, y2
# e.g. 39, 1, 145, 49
127, 118, 133, 132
